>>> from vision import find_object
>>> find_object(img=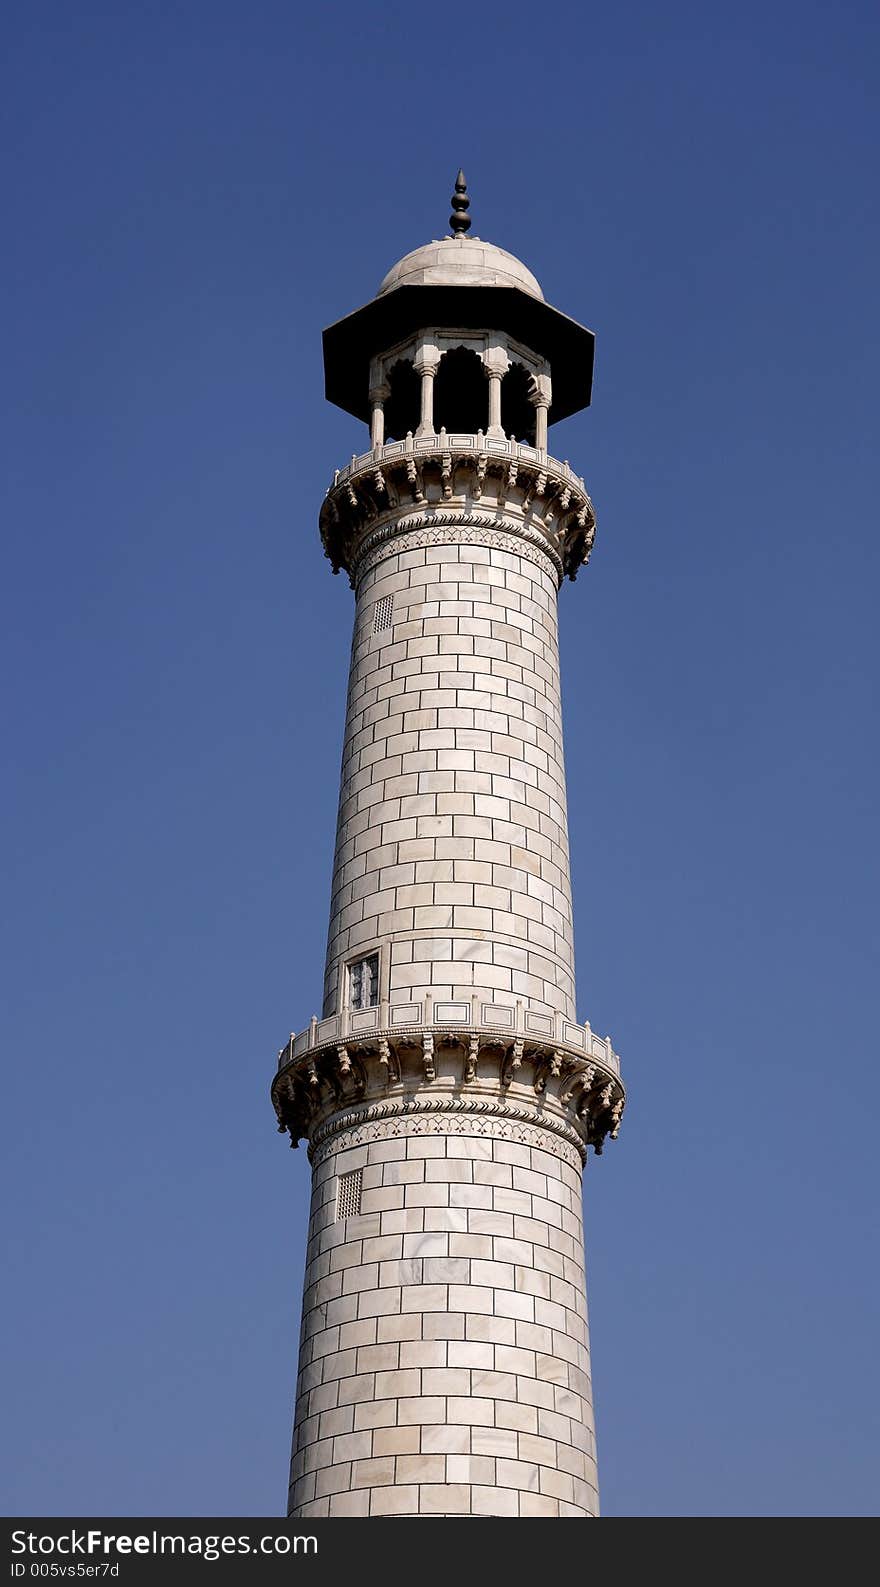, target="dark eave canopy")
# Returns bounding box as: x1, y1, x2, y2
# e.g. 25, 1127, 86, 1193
323, 284, 595, 428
